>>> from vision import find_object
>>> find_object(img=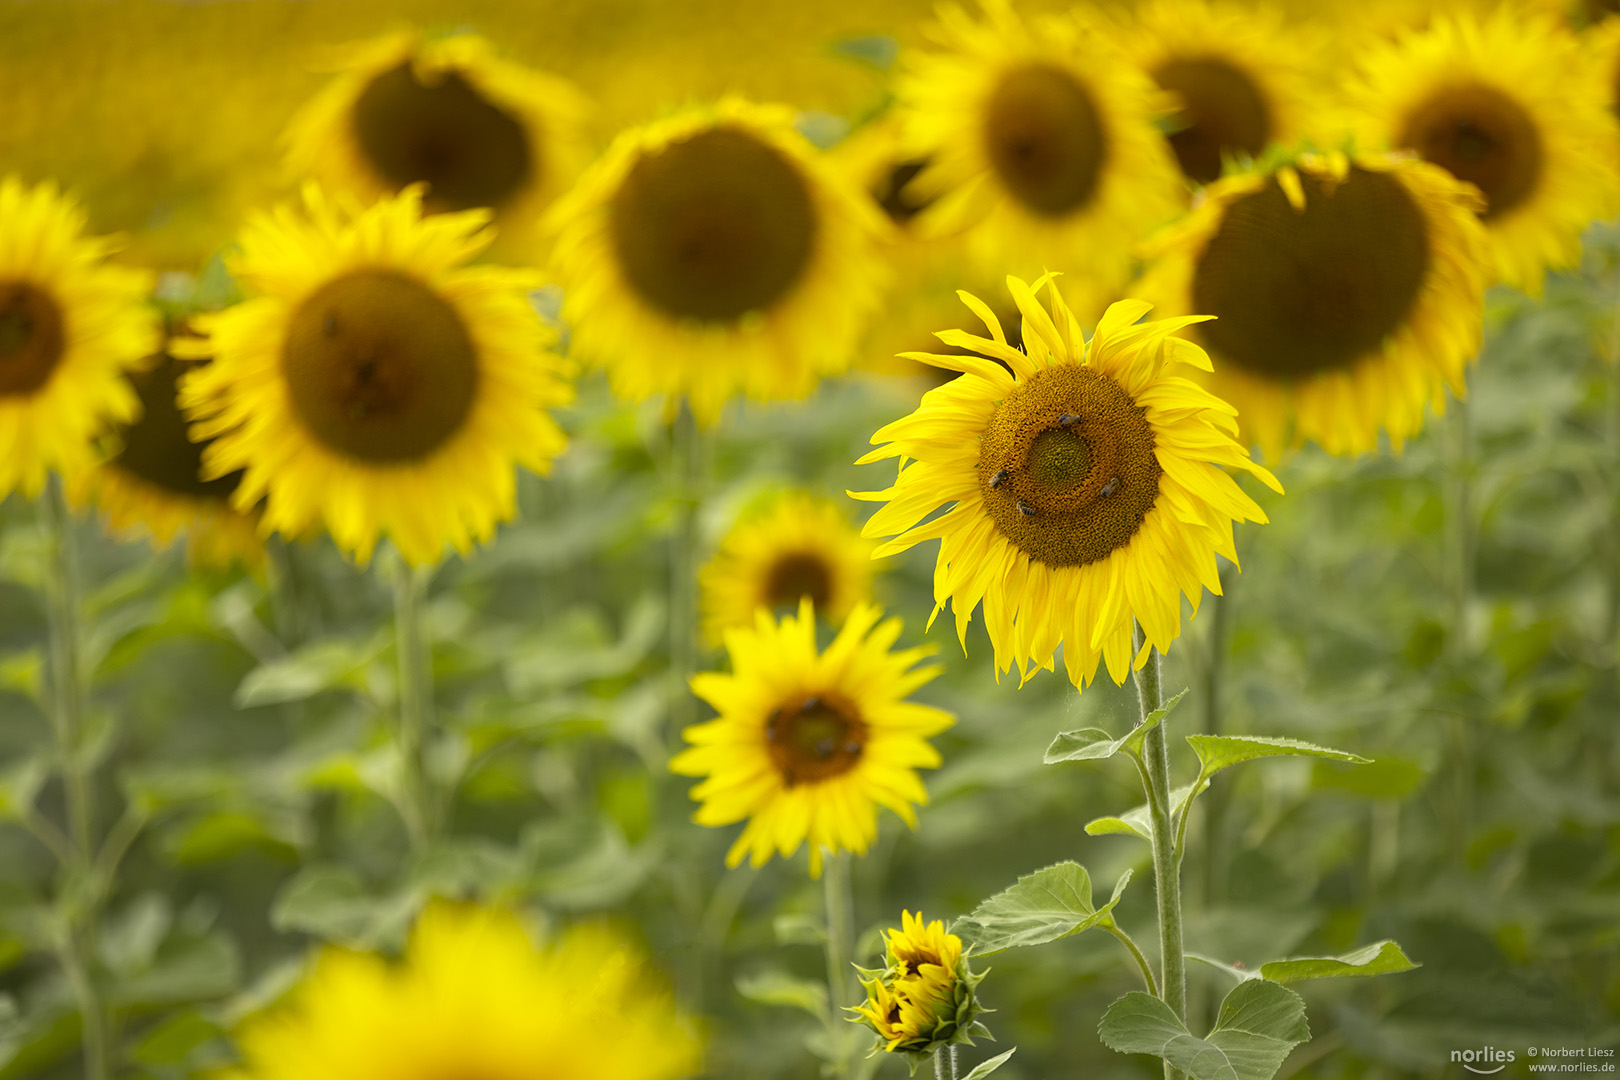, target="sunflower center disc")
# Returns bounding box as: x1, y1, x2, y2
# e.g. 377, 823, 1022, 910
1191, 167, 1430, 379
765, 694, 868, 786
874, 158, 934, 225
0, 281, 65, 397
352, 62, 534, 213
1153, 57, 1271, 184
114, 353, 243, 499
610, 127, 818, 323
978, 365, 1161, 568
764, 552, 834, 611
282, 270, 479, 463
983, 63, 1107, 218
1397, 82, 1542, 219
